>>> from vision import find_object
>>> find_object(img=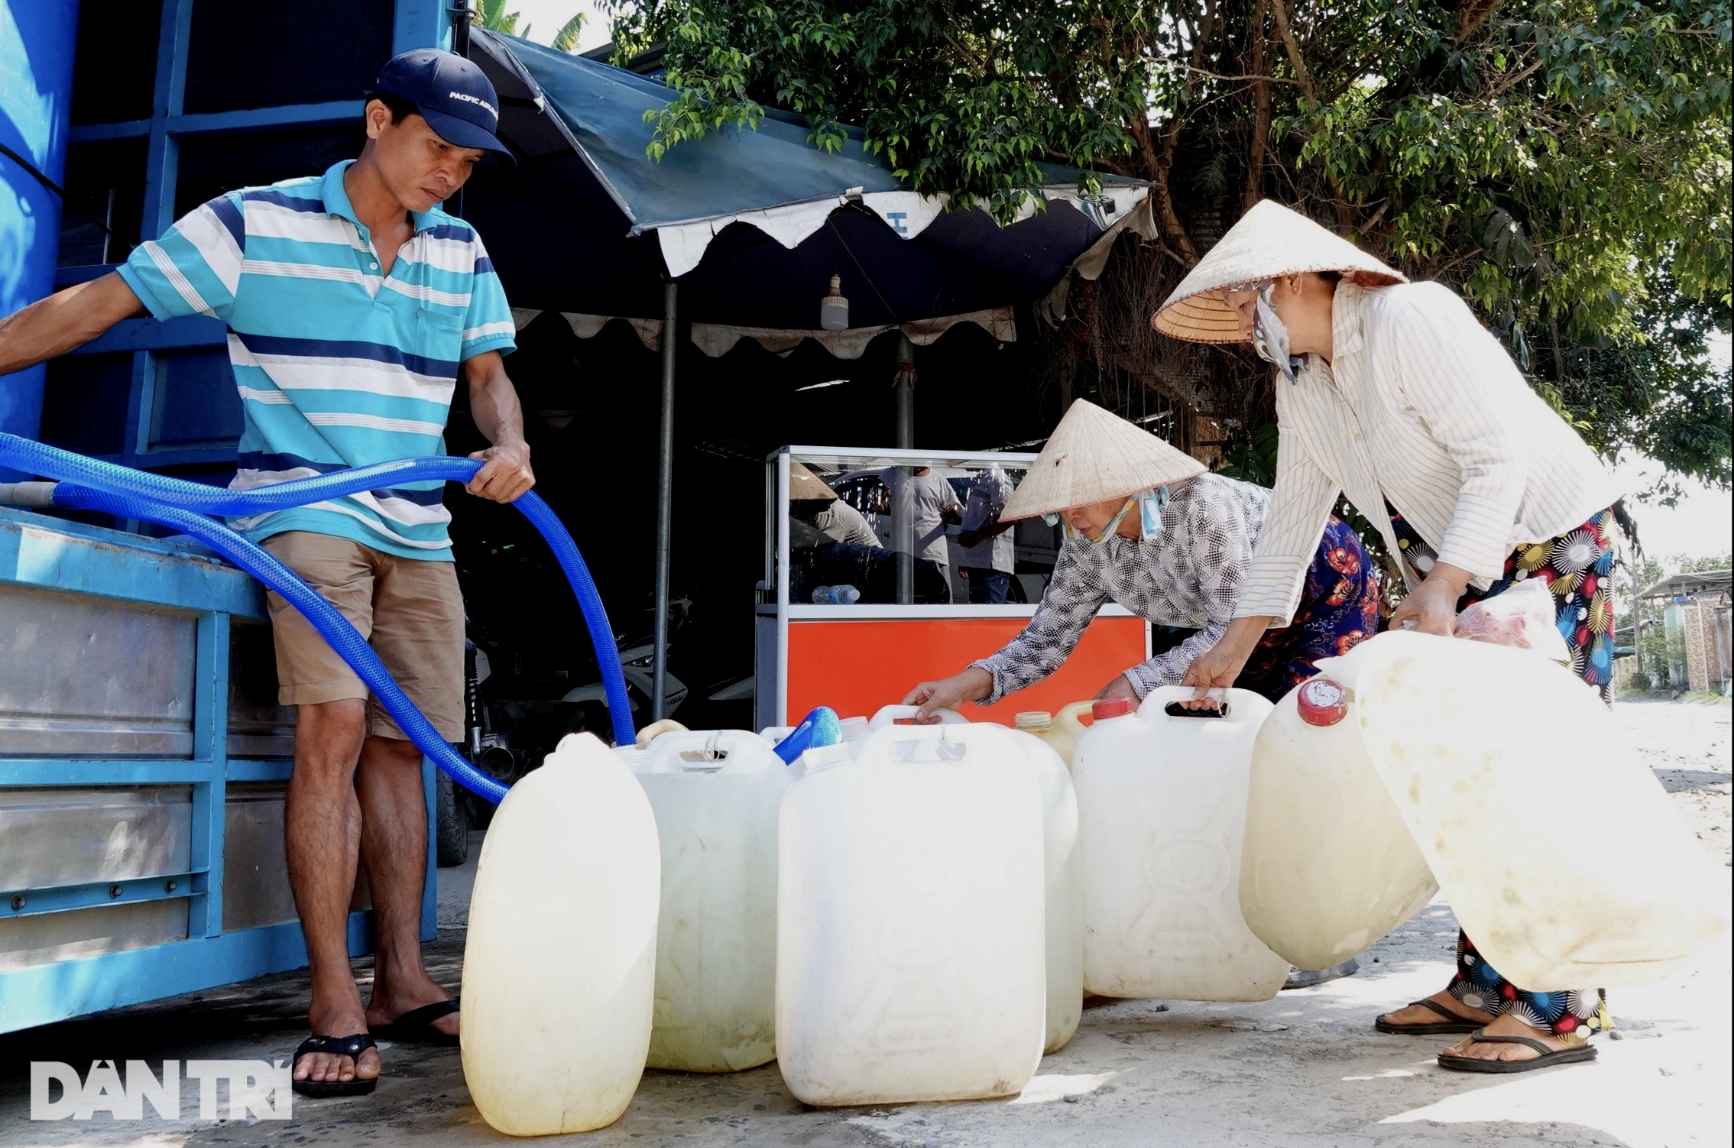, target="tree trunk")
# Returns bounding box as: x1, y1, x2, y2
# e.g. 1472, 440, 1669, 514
1134, 114, 1200, 264
1244, 0, 1272, 212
